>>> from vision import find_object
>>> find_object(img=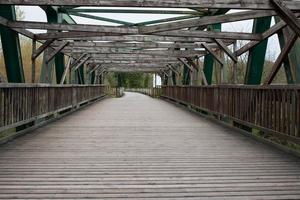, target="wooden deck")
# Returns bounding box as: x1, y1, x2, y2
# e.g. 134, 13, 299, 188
0, 92, 300, 199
